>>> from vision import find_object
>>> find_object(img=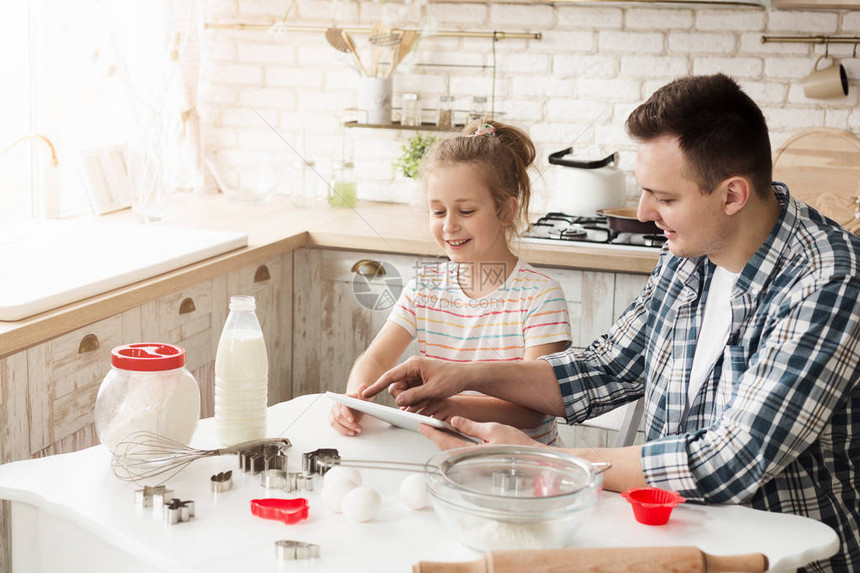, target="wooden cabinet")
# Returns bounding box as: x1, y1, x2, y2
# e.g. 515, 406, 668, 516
293, 248, 428, 407
0, 310, 140, 461
536, 265, 648, 448
0, 252, 293, 463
